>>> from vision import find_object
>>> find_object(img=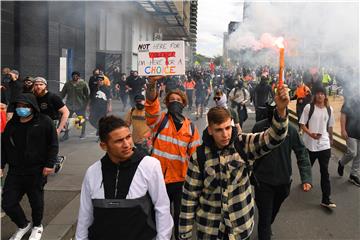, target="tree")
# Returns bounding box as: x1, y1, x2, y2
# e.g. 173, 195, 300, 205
193, 53, 210, 65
